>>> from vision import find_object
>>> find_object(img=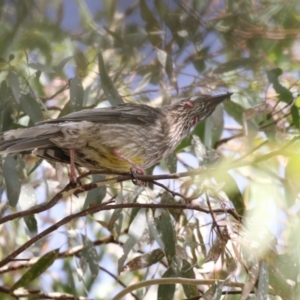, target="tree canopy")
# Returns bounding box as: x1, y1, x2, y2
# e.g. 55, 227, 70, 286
1, 1, 300, 299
